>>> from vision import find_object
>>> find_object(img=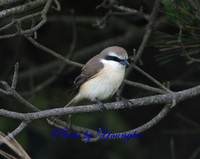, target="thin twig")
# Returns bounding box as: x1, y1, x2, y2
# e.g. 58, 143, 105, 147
170, 137, 176, 159
0, 0, 55, 39
188, 0, 200, 20
135, 0, 161, 62
0, 85, 10, 95
67, 9, 77, 59
178, 26, 200, 64
112, 4, 150, 20
0, 12, 41, 32
97, 0, 150, 20
24, 8, 78, 94
176, 113, 200, 128
16, 29, 135, 84
0, 0, 47, 19
0, 122, 28, 146
188, 146, 200, 159
26, 37, 83, 68
133, 65, 170, 92
52, 0, 61, 11
123, 79, 166, 94
0, 64, 97, 140
117, 0, 161, 97
93, 10, 112, 29
89, 104, 171, 142
11, 62, 19, 90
